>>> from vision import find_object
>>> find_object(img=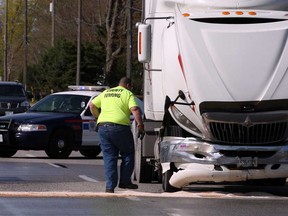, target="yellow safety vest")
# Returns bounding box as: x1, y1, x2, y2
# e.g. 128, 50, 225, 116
91, 86, 139, 126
